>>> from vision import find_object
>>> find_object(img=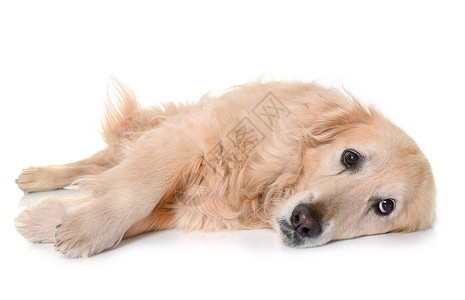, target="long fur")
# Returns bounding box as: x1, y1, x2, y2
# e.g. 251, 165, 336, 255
15, 79, 435, 257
